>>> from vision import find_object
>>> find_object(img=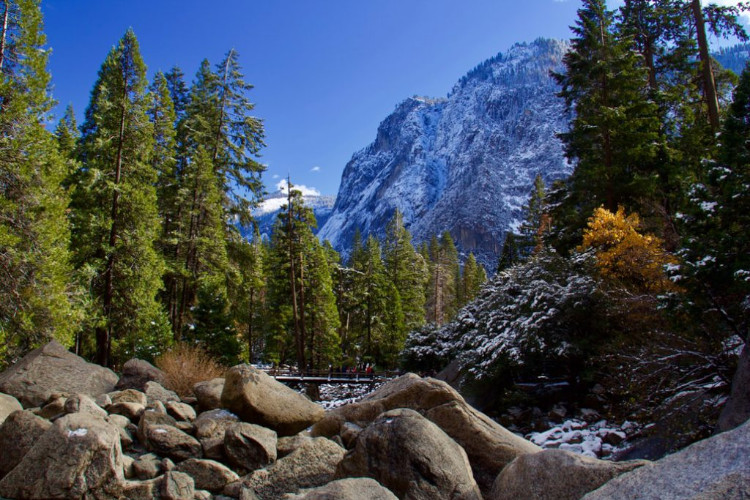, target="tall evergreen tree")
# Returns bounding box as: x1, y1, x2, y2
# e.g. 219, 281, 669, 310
552, 0, 660, 252
0, 0, 77, 365
266, 184, 340, 369
519, 174, 549, 257
383, 209, 427, 334
497, 232, 521, 272
681, 63, 750, 343
71, 29, 168, 366
426, 232, 460, 326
